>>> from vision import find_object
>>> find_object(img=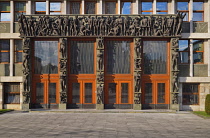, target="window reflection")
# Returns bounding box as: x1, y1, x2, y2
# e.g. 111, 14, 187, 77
106, 2, 116, 14
50, 2, 61, 15
121, 2, 131, 14
35, 2, 46, 14
34, 41, 58, 74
